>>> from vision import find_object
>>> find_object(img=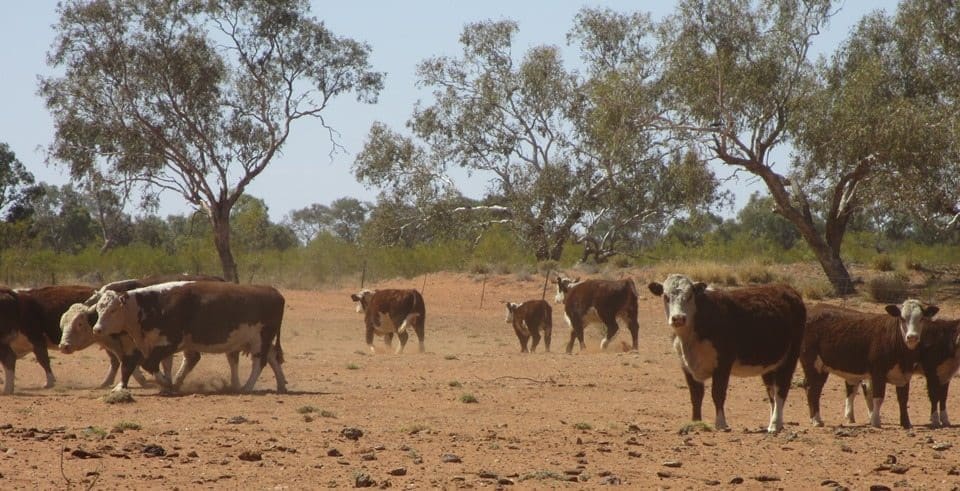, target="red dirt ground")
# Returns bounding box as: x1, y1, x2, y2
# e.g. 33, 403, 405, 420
1, 268, 959, 489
